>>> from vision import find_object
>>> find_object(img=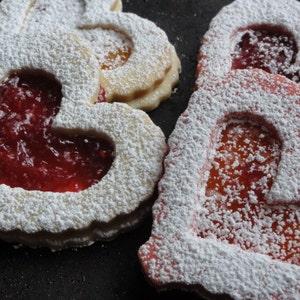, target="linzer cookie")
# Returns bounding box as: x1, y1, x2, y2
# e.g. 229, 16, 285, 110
0, 31, 166, 249
196, 0, 300, 88
139, 69, 300, 299
139, 0, 300, 298
76, 12, 180, 110
0, 0, 180, 111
